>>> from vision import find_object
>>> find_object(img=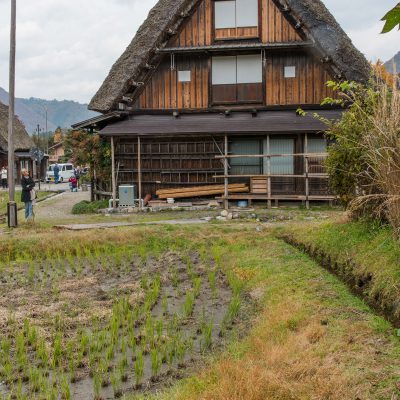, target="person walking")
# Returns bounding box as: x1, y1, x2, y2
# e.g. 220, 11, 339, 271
21, 169, 36, 222
0, 166, 7, 189
54, 163, 60, 184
